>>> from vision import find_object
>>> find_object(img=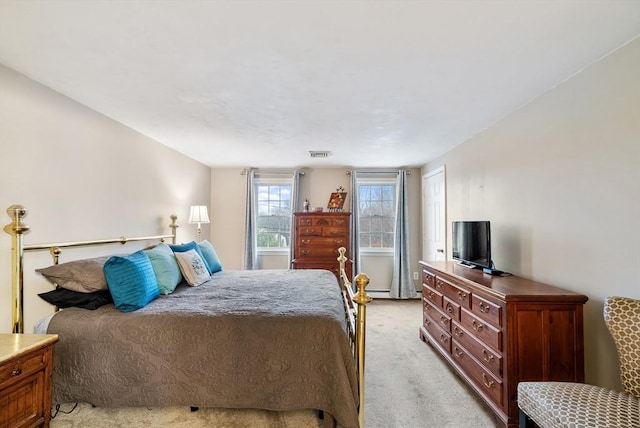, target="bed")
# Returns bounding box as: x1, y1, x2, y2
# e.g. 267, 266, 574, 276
4, 205, 371, 428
